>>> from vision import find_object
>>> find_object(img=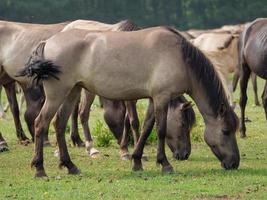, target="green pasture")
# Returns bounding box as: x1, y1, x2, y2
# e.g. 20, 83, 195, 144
0, 78, 266, 200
